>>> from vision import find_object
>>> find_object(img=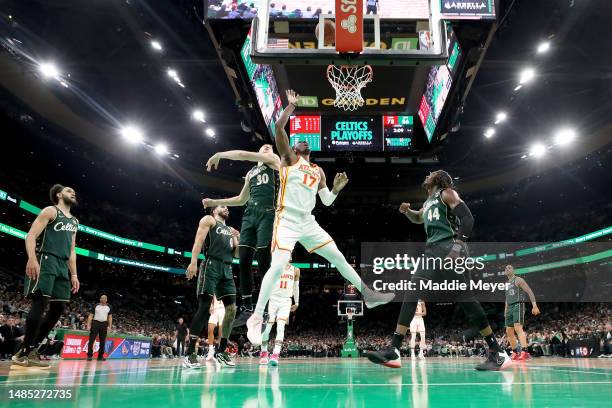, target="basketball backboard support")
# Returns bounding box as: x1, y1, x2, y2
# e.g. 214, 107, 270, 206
337, 300, 364, 317
251, 0, 448, 66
